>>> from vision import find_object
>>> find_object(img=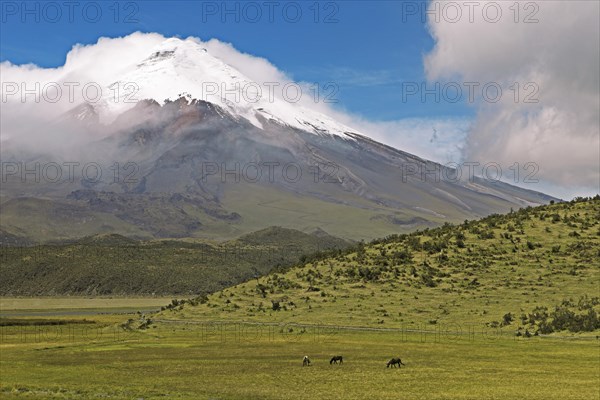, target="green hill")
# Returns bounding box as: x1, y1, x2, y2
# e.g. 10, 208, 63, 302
235, 226, 351, 249
163, 197, 600, 335
0, 227, 351, 296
